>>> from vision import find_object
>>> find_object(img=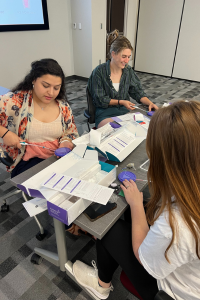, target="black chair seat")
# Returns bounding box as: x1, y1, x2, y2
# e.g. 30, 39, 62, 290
84, 110, 91, 119
84, 86, 96, 131
0, 151, 14, 167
